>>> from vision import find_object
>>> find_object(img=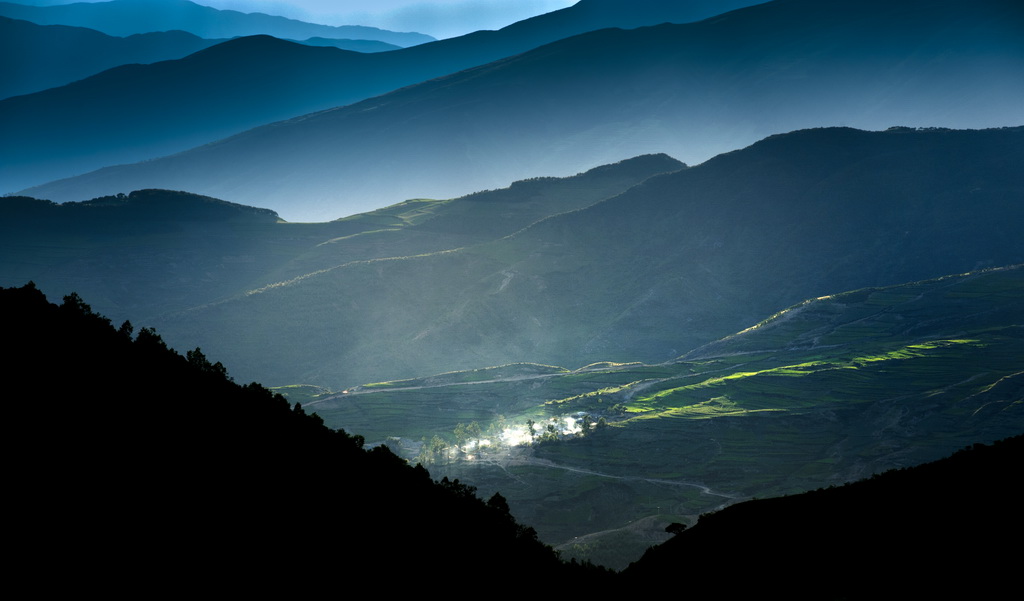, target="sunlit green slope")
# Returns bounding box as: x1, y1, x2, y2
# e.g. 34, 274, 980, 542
304, 265, 1024, 568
